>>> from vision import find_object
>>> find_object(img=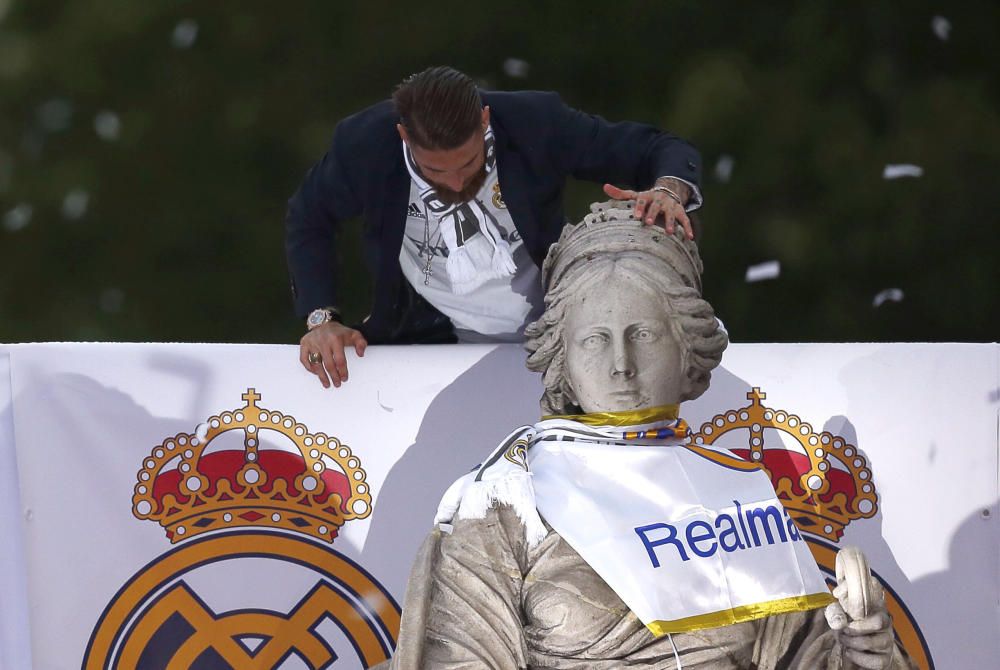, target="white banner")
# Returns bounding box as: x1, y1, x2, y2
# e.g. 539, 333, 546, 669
0, 342, 996, 669
0, 351, 32, 670
530, 438, 832, 633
